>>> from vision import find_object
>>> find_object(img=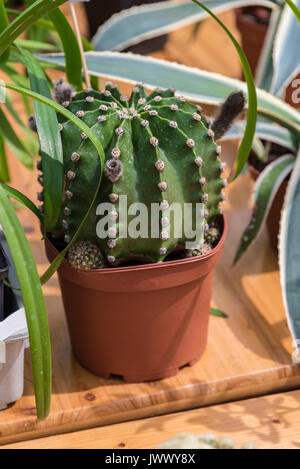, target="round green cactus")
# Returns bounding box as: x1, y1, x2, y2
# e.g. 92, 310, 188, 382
48, 82, 230, 266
